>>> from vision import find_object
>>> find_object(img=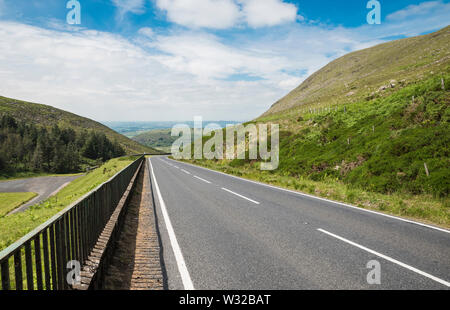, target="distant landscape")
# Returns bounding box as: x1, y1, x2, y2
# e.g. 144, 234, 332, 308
105, 121, 241, 152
